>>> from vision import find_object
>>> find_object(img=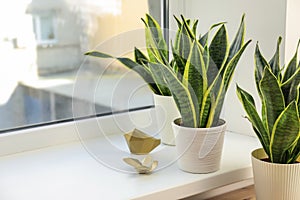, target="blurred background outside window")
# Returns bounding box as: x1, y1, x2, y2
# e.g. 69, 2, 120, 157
0, 0, 161, 132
